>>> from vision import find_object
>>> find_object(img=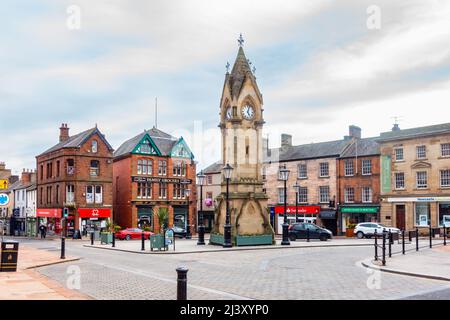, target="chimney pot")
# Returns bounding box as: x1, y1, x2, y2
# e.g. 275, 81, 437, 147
348, 125, 361, 139
59, 123, 70, 142
281, 134, 292, 148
